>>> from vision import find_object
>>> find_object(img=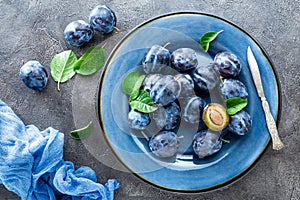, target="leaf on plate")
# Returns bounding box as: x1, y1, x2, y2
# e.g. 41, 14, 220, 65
50, 50, 77, 91
130, 90, 157, 113
70, 121, 93, 140
130, 75, 146, 101
225, 97, 248, 115
130, 88, 140, 102
122, 71, 145, 95
200, 30, 224, 52
73, 46, 106, 75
